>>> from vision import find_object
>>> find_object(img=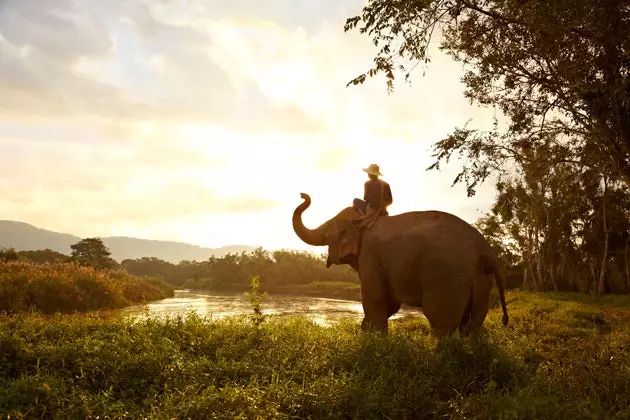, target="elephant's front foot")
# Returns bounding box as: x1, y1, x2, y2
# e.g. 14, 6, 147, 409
361, 316, 388, 333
